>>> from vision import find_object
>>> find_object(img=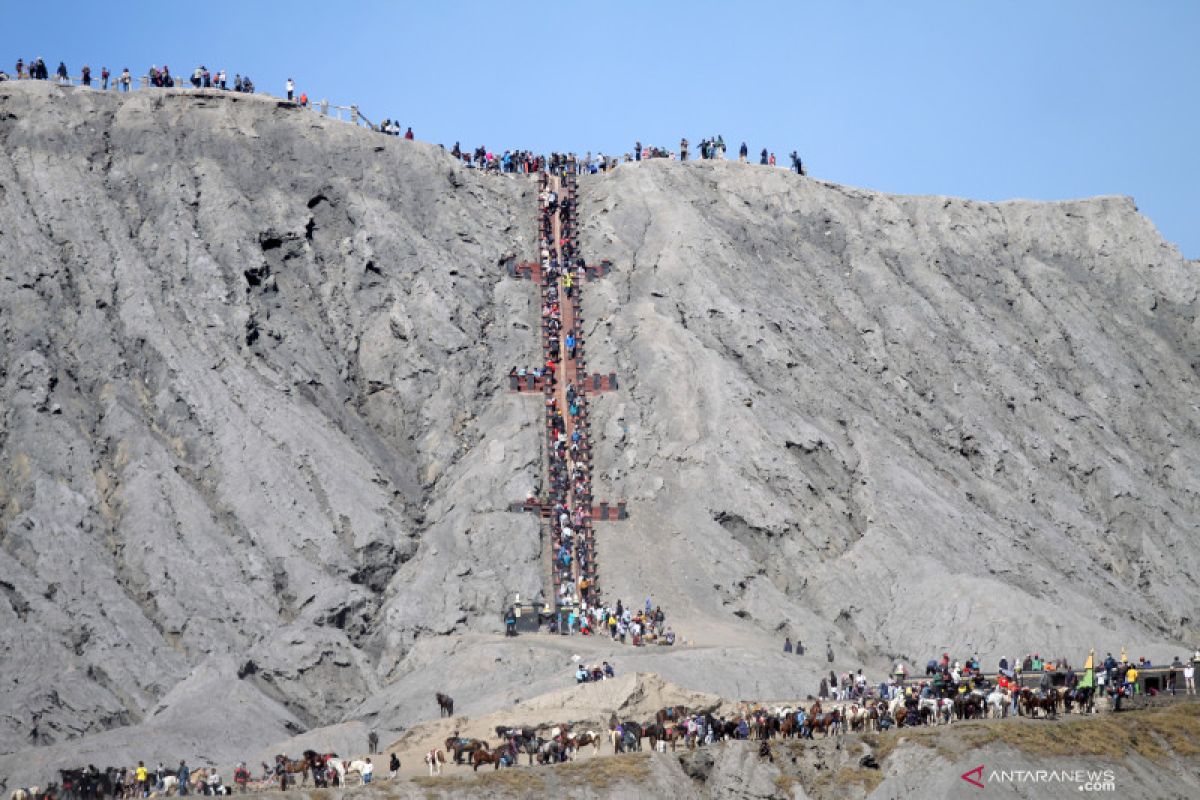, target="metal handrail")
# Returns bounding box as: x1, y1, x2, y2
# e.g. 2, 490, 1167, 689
4, 74, 378, 129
